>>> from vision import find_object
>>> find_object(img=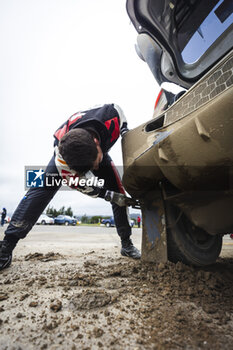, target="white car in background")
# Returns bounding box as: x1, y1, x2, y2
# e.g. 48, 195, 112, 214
36, 214, 54, 225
